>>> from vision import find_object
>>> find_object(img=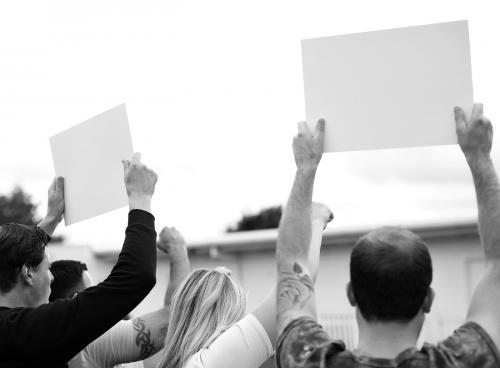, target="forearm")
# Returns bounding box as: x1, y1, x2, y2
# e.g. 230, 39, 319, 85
276, 168, 317, 335
37, 214, 61, 237
308, 220, 324, 282
164, 259, 190, 306
468, 154, 500, 260
277, 168, 316, 264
